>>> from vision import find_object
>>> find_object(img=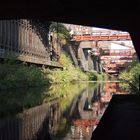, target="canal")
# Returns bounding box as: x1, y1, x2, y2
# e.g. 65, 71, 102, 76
0, 81, 127, 140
